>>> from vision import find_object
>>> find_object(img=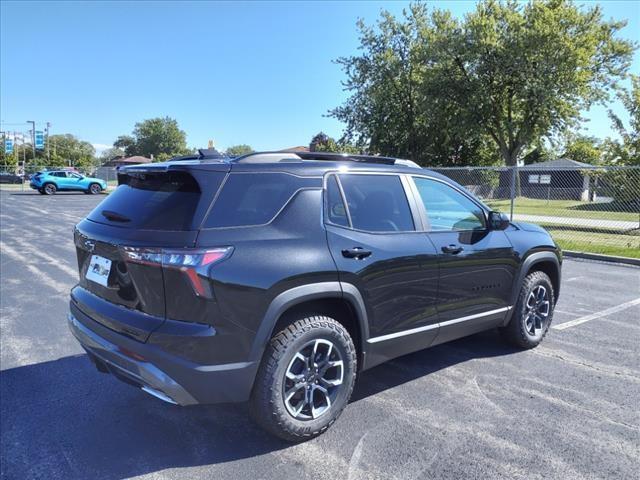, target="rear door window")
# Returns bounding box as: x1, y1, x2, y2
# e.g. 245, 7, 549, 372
338, 174, 415, 232
204, 172, 318, 228
87, 171, 225, 231
325, 175, 349, 227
